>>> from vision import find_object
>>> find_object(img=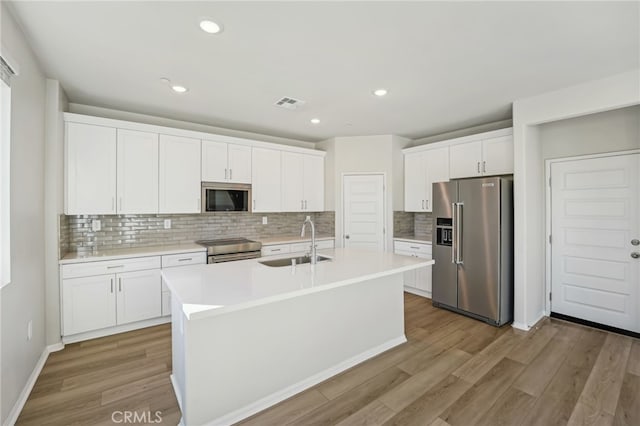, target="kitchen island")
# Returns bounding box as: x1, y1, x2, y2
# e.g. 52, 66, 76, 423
162, 248, 433, 426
